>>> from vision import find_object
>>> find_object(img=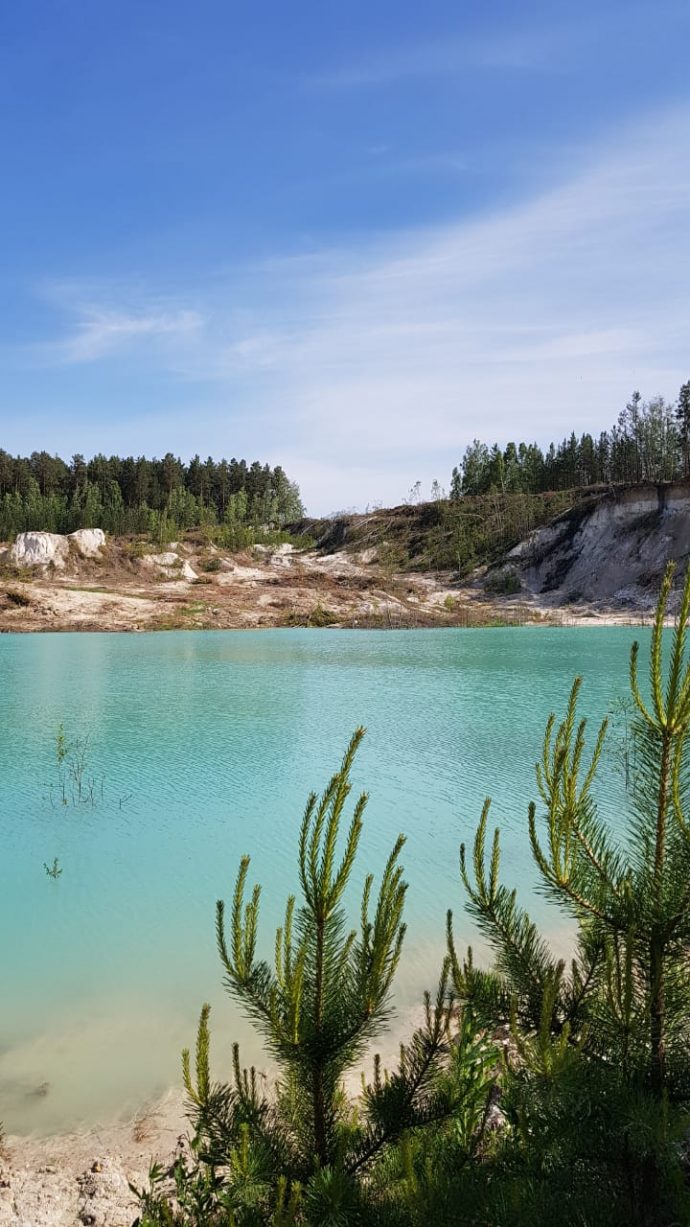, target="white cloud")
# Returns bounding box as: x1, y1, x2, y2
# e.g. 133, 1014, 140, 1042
309, 28, 567, 89
38, 287, 203, 363
23, 104, 690, 514
307, 7, 687, 92
211, 105, 690, 510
